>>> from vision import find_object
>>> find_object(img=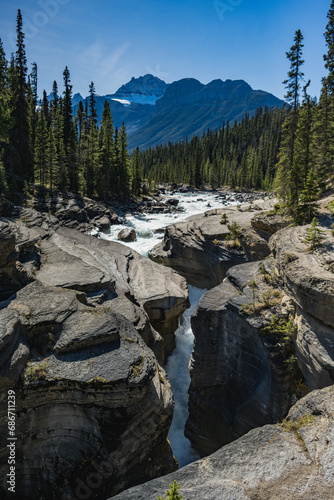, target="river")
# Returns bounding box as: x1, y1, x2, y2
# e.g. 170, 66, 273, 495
97, 190, 236, 467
